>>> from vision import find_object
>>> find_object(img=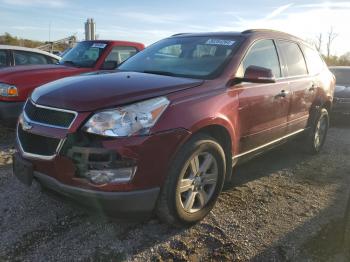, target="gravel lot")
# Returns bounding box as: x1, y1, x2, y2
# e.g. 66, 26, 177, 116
0, 121, 349, 261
